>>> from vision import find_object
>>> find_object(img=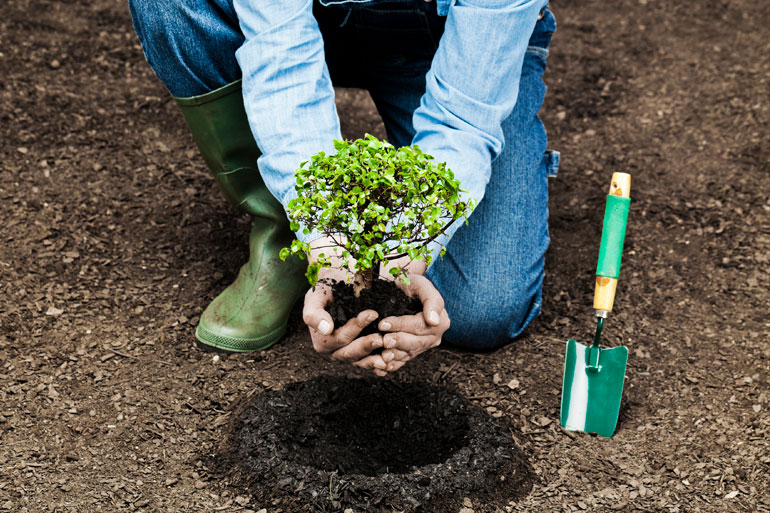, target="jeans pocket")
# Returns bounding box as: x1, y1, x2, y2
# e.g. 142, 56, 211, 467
544, 149, 560, 178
